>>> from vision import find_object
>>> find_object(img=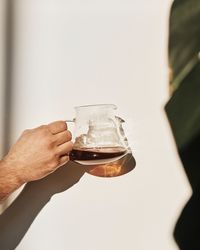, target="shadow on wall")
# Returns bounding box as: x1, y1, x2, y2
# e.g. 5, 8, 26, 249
0, 154, 136, 250
0, 161, 86, 250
